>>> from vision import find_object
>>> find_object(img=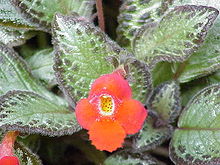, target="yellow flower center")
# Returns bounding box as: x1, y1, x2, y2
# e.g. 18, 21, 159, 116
99, 95, 115, 116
